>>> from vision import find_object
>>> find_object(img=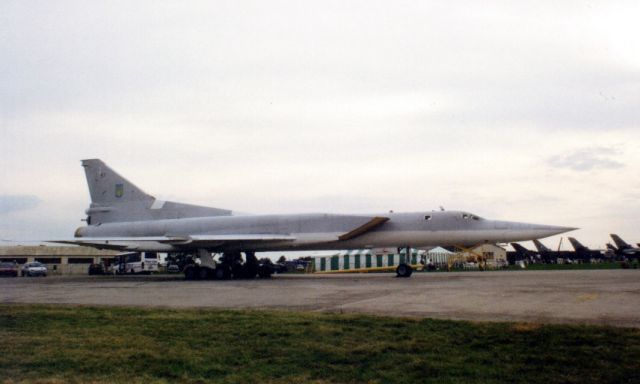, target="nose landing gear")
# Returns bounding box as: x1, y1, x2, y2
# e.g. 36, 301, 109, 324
395, 246, 414, 278
395, 263, 413, 278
